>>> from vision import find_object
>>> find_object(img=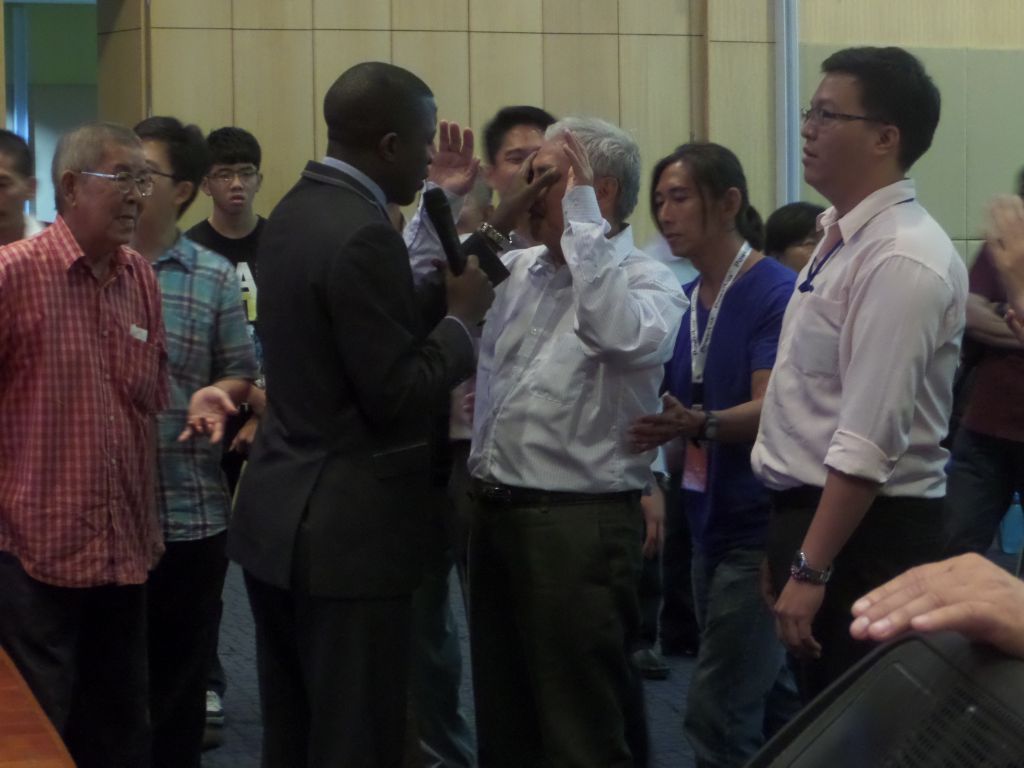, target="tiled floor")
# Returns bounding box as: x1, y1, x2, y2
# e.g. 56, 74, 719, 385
203, 564, 697, 767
